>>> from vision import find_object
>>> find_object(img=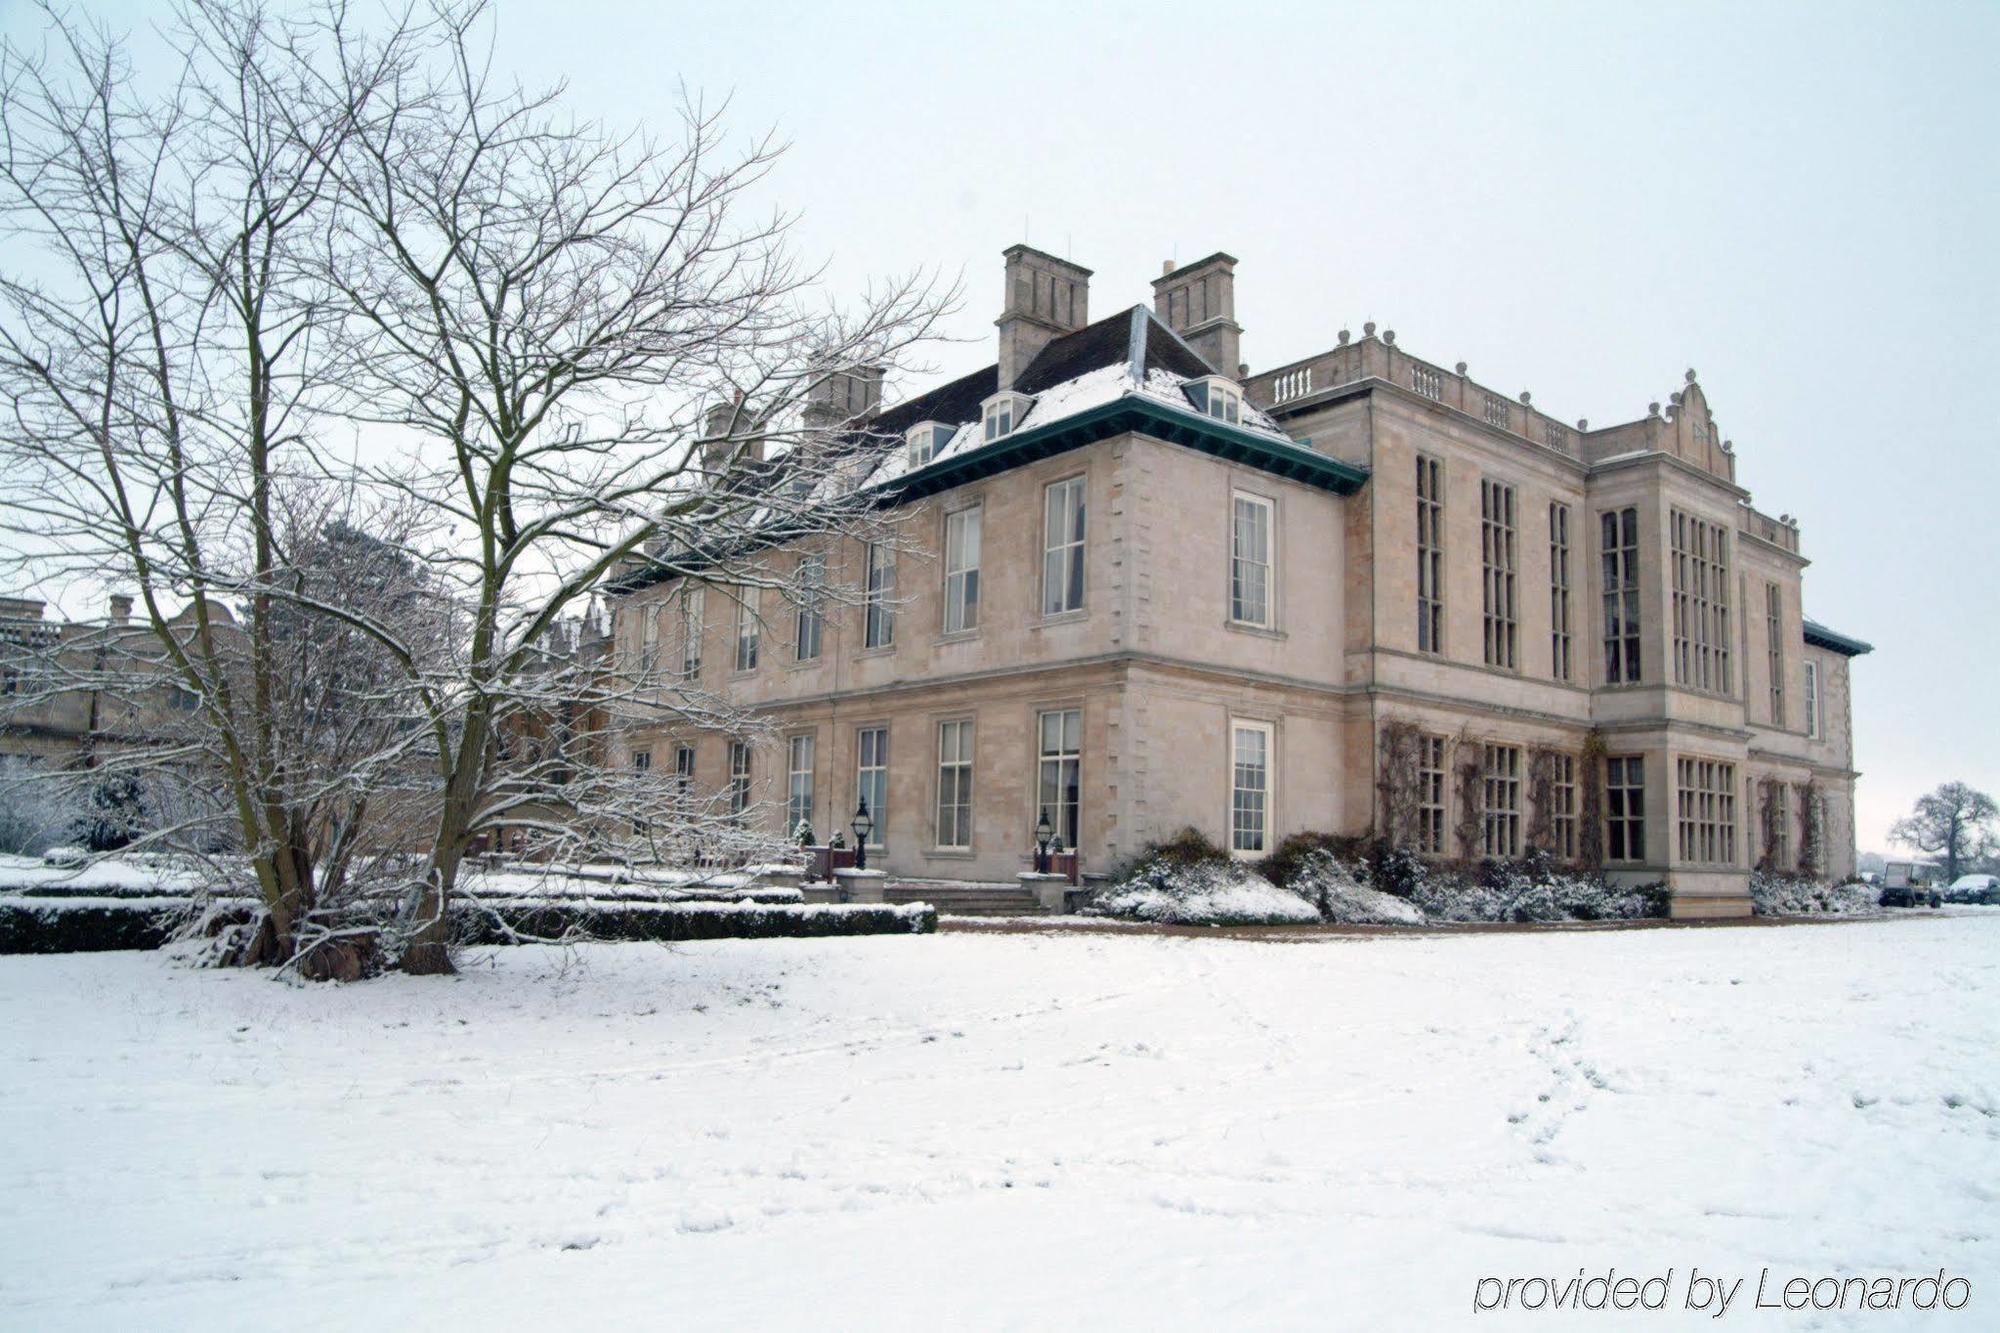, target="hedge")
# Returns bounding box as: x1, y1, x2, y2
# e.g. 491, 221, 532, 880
0, 894, 933, 954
